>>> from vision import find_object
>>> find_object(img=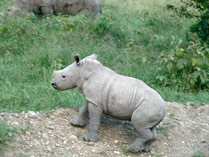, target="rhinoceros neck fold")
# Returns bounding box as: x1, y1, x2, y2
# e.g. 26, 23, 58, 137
77, 69, 98, 93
